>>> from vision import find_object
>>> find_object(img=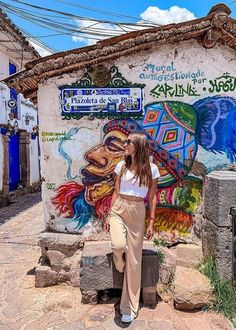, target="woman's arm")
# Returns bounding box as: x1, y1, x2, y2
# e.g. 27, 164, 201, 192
110, 175, 121, 208
146, 178, 158, 240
